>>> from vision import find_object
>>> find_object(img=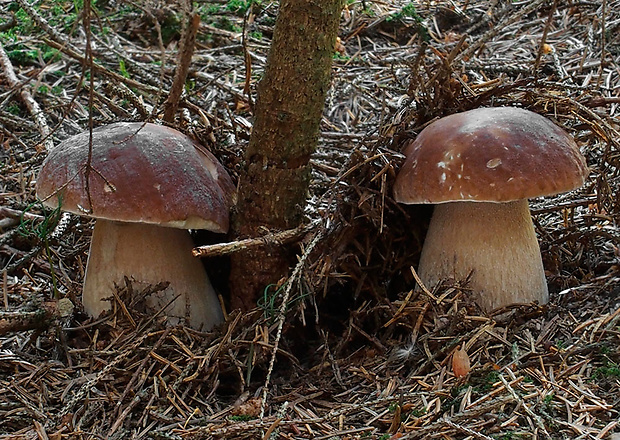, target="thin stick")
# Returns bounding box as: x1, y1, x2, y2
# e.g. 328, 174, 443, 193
532, 0, 558, 76
0, 299, 73, 335
2, 270, 8, 311
43, 38, 160, 94
193, 220, 319, 258
410, 266, 436, 301
83, 0, 95, 214
498, 374, 552, 439
0, 42, 53, 151
0, 207, 45, 222
457, 0, 547, 62
261, 417, 282, 440
259, 225, 325, 419
596, 0, 607, 89
163, 9, 200, 122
